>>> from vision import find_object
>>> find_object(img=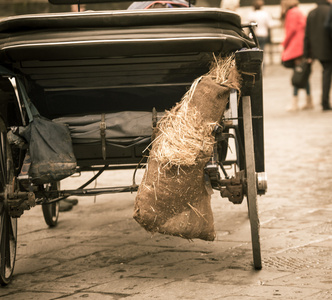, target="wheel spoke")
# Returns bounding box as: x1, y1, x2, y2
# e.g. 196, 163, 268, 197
4, 215, 16, 277
51, 204, 57, 222
0, 210, 5, 277
4, 213, 10, 275
0, 133, 6, 187
8, 216, 17, 244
